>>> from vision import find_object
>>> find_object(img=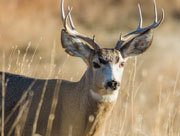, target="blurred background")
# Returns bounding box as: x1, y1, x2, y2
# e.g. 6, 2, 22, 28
0, 0, 180, 135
